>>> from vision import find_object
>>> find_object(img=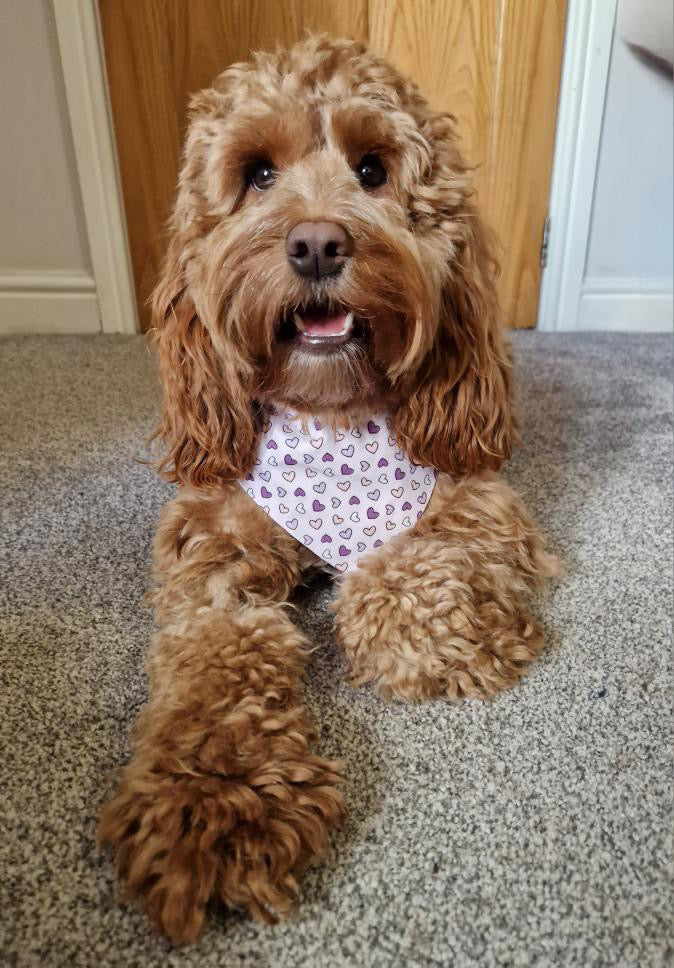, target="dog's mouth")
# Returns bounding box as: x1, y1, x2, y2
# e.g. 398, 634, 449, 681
277, 302, 365, 352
